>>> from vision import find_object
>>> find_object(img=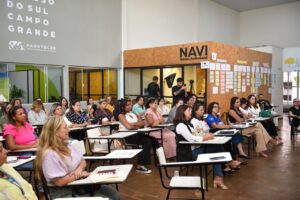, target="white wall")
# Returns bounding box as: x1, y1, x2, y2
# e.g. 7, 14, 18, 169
124, 0, 240, 50
240, 1, 300, 48
196, 0, 240, 45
